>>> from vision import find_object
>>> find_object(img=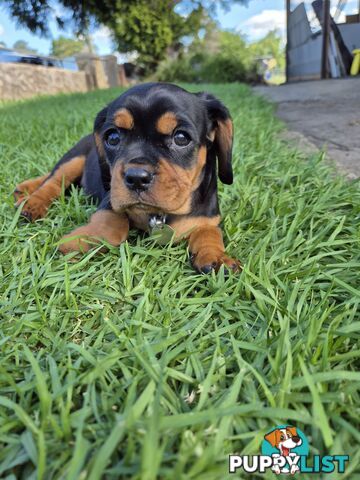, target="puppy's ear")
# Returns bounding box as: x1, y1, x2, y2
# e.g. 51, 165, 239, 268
198, 92, 234, 185
93, 106, 108, 158
93, 106, 111, 190
264, 429, 279, 447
